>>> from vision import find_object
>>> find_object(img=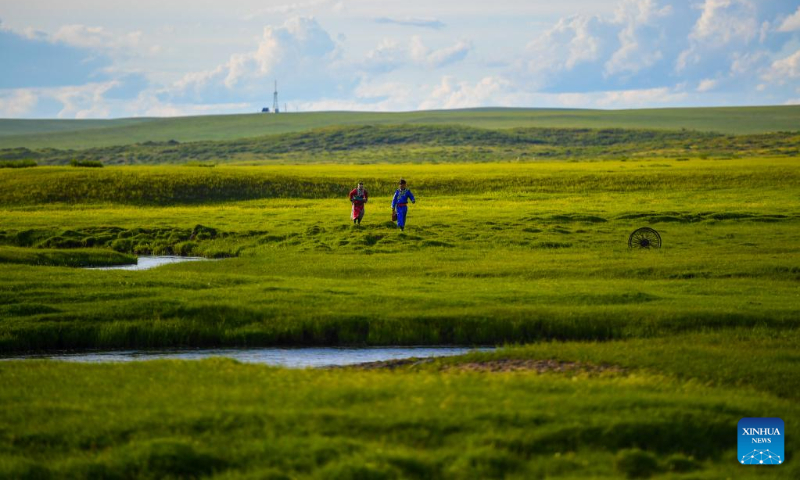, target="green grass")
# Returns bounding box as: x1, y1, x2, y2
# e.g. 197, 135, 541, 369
0, 246, 135, 268
0, 225, 230, 257
1, 106, 798, 149
4, 124, 798, 166
434, 330, 800, 400
1, 330, 797, 479
0, 159, 797, 352
1, 150, 798, 478
1, 159, 798, 205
